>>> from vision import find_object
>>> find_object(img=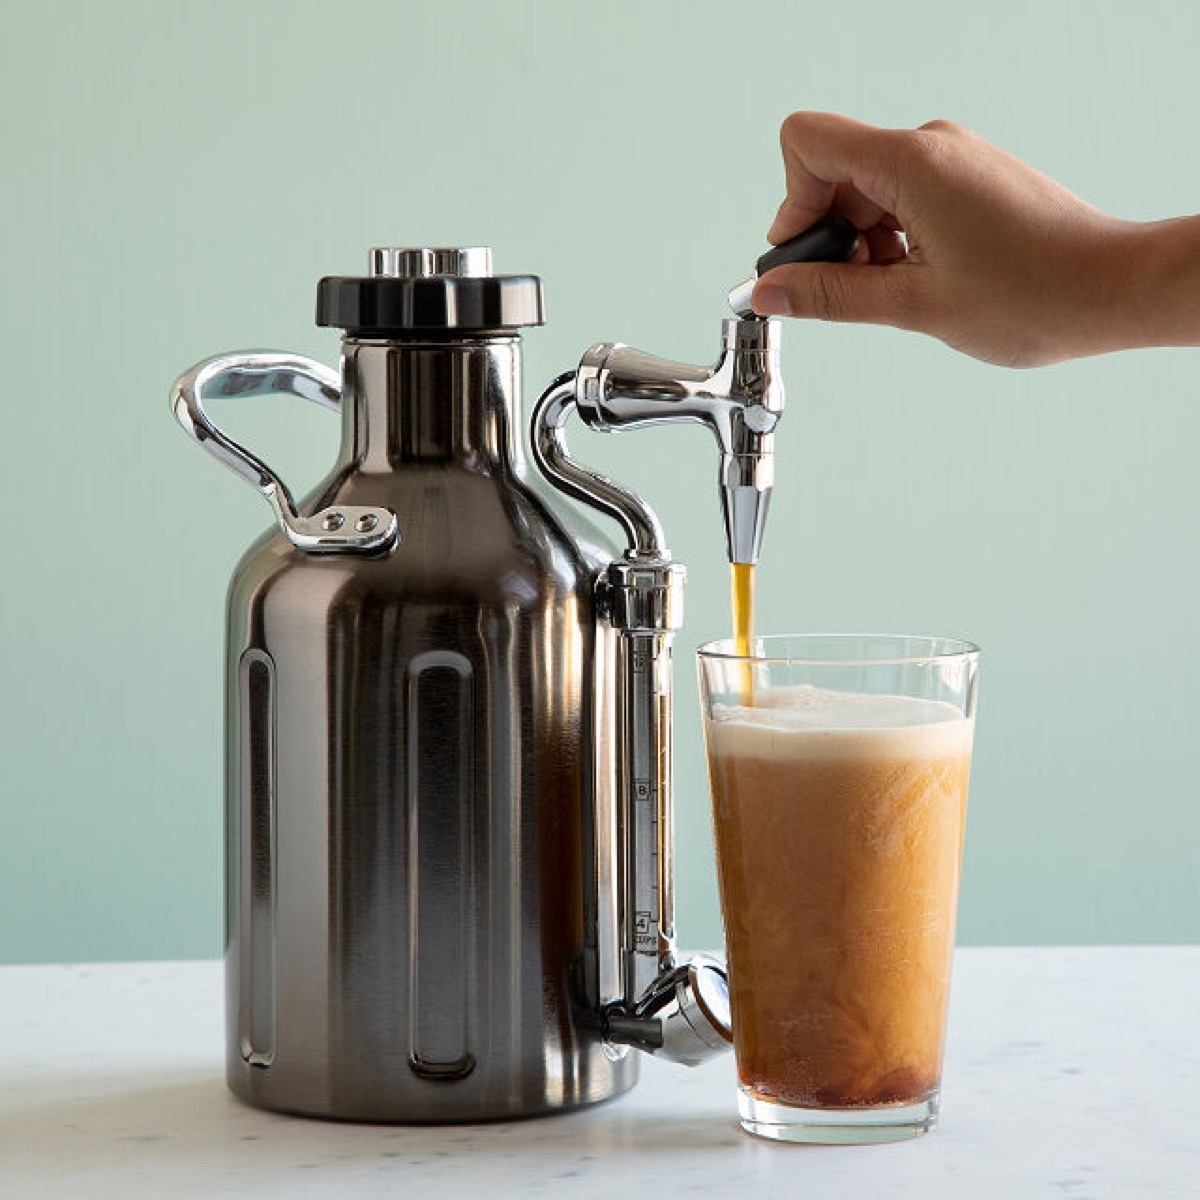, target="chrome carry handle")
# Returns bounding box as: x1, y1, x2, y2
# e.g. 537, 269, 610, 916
170, 352, 399, 555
